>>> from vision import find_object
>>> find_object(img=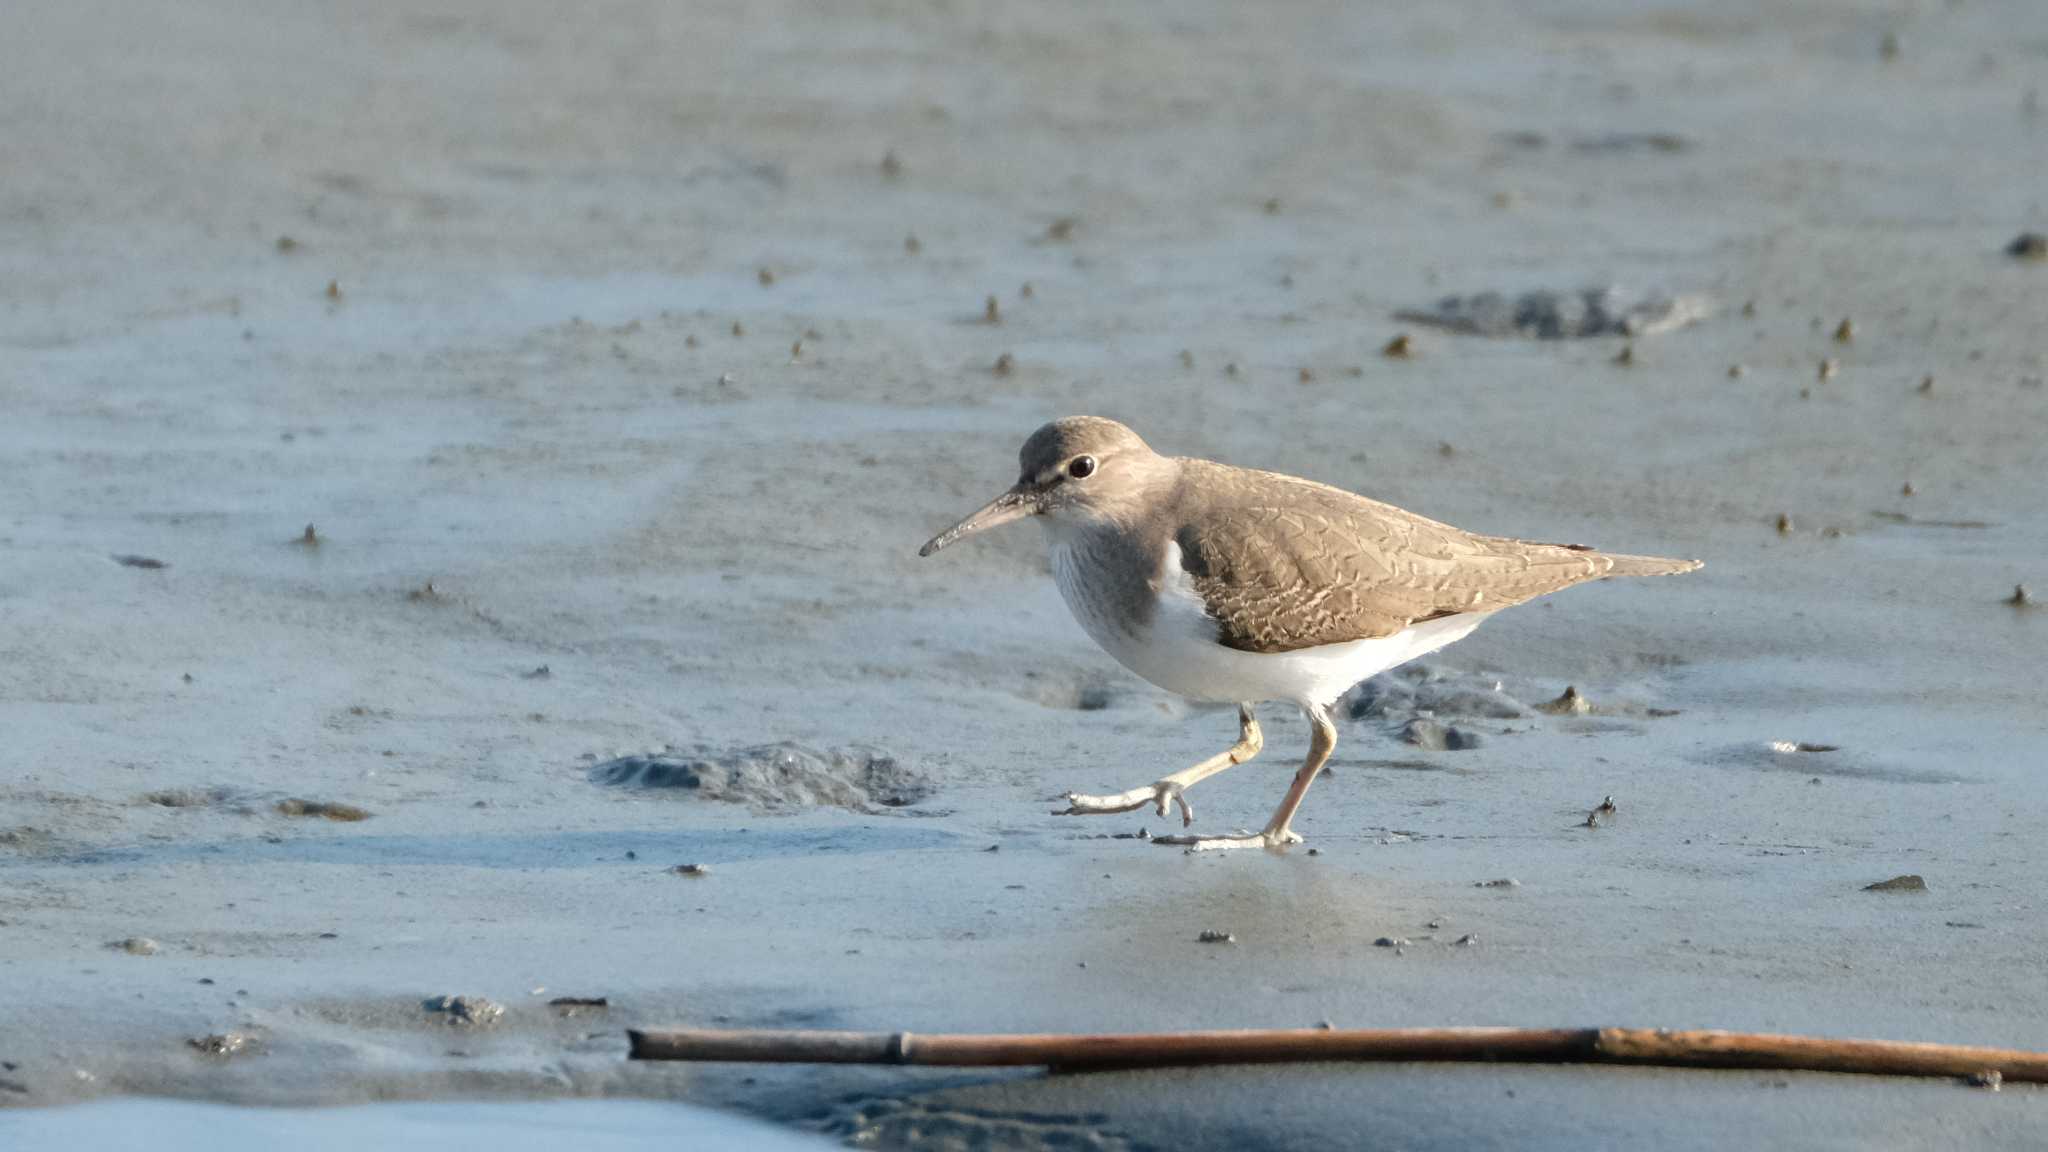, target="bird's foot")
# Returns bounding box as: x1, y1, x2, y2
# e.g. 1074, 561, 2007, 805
1151, 827, 1304, 853
1055, 780, 1194, 826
